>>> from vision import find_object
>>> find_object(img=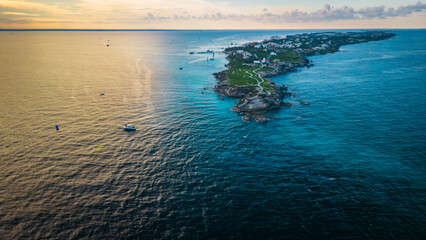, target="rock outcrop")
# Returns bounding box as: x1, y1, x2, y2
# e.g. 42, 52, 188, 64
214, 84, 258, 98
213, 69, 290, 122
